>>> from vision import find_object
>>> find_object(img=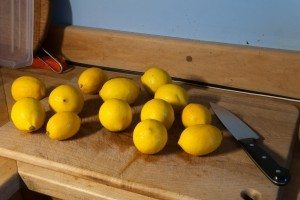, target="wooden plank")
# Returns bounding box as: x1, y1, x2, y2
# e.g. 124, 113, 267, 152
44, 25, 300, 99
0, 157, 20, 200
18, 162, 155, 200
0, 66, 298, 200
